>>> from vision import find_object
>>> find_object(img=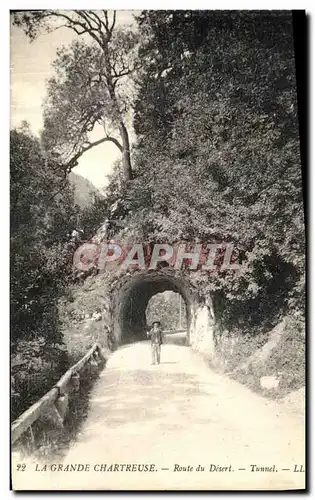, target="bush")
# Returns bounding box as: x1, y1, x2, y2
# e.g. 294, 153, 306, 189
11, 337, 68, 420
